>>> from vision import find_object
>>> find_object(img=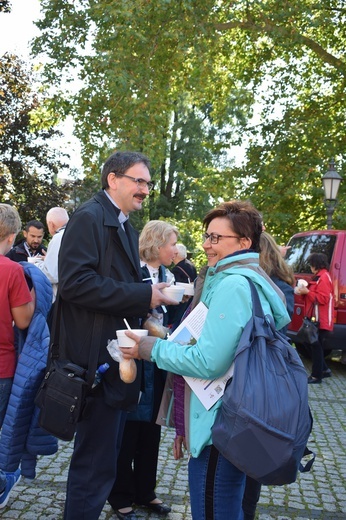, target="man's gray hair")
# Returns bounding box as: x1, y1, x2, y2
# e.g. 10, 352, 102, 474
46, 207, 69, 227
176, 243, 187, 259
